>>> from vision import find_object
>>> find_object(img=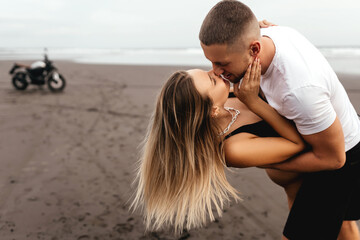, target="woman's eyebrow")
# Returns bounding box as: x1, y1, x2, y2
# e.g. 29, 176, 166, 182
207, 73, 216, 85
